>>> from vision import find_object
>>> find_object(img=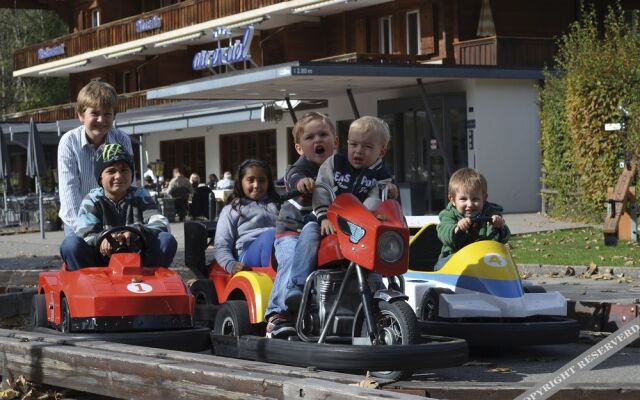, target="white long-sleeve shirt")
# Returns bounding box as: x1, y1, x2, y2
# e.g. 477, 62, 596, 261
57, 125, 132, 230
